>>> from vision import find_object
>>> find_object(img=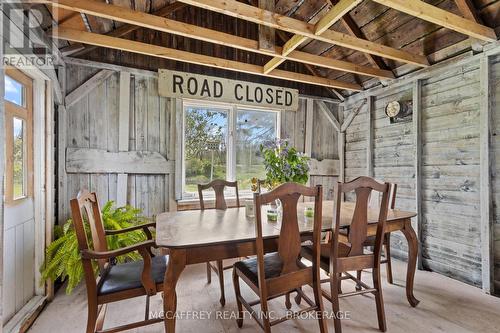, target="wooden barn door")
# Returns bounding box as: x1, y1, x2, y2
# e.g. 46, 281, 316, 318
3, 67, 35, 324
